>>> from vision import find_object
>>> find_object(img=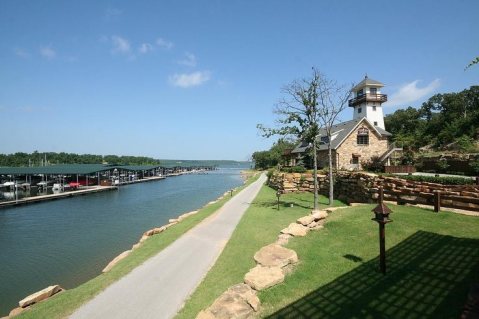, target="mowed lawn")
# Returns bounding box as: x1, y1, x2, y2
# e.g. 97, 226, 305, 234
177, 185, 479, 319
